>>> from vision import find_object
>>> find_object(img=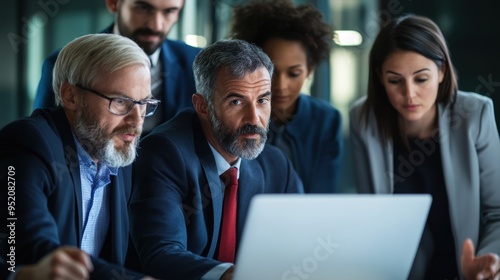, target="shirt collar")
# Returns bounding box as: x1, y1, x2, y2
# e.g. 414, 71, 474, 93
149, 48, 161, 67
208, 142, 241, 179
113, 23, 161, 67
